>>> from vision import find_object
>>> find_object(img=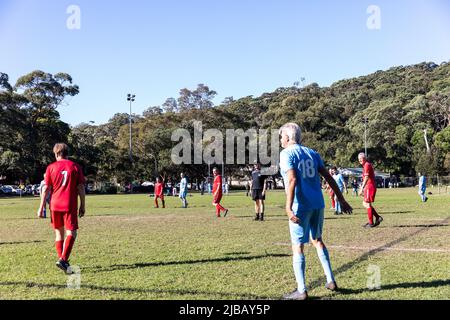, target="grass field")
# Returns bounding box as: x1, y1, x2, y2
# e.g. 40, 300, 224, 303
0, 188, 449, 300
